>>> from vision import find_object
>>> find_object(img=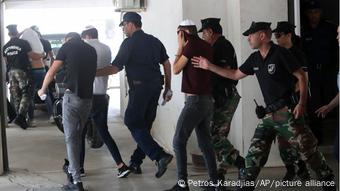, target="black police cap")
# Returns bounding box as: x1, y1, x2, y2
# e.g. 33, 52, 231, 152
242, 22, 271, 36
272, 21, 296, 33
305, 0, 321, 11
198, 18, 221, 33
119, 12, 142, 27
6, 24, 18, 34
